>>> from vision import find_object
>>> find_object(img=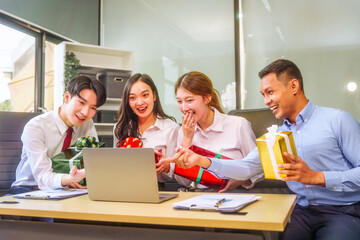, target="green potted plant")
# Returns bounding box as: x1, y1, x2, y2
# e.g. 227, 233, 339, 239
64, 51, 81, 91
